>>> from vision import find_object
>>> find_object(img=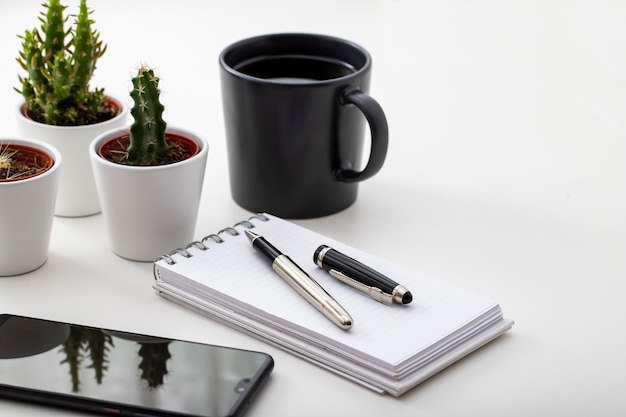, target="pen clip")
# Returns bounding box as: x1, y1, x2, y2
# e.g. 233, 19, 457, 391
328, 269, 394, 304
